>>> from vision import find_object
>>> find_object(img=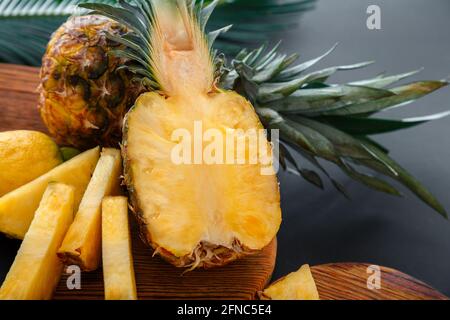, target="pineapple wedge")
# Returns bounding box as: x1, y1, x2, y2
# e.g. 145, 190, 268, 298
58, 148, 122, 271
102, 196, 137, 300
0, 147, 99, 239
0, 183, 74, 300
261, 264, 319, 300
